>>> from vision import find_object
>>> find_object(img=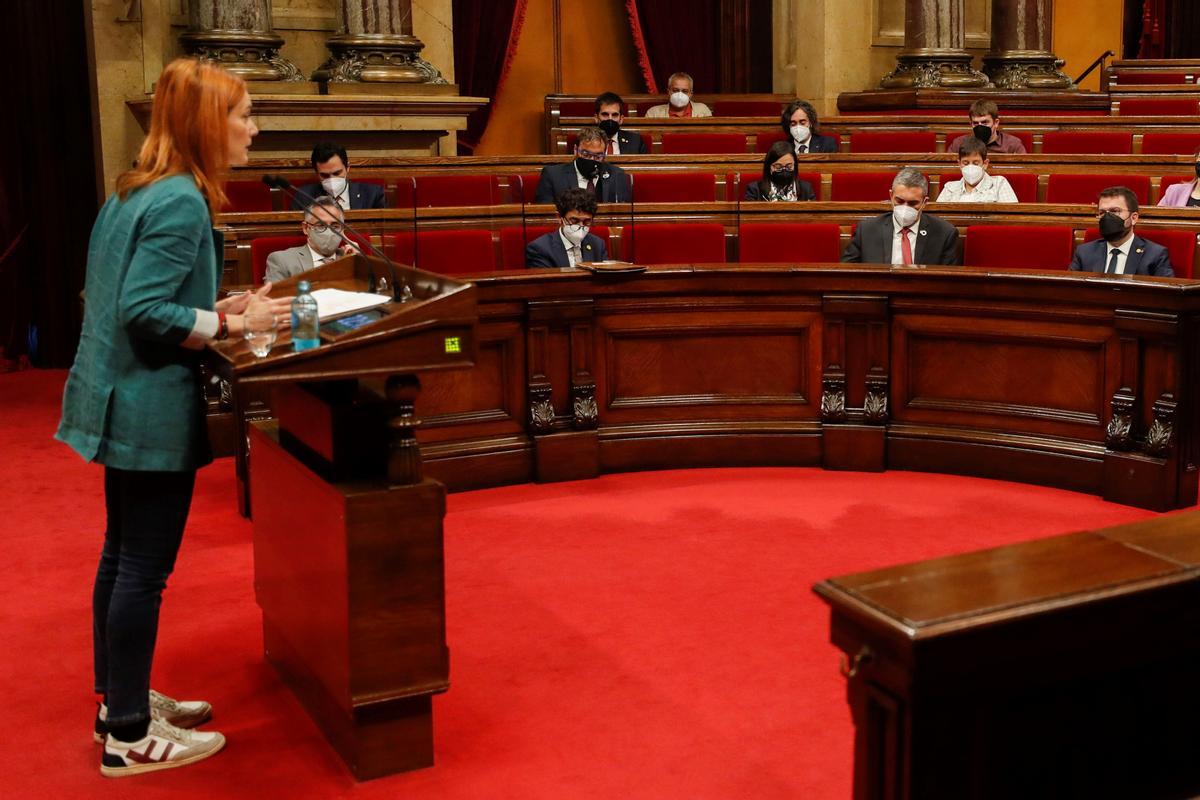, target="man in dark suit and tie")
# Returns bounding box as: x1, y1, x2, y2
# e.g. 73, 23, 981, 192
525, 188, 609, 268
534, 127, 631, 204
291, 141, 386, 211
841, 167, 960, 265
1069, 187, 1174, 277
594, 92, 649, 155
